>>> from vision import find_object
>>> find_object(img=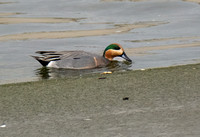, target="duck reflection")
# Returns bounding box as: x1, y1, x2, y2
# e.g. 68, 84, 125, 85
35, 61, 132, 80
36, 67, 50, 79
